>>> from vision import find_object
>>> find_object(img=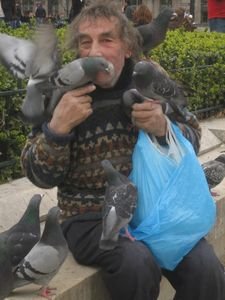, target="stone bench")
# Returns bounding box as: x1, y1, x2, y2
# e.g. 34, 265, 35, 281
1, 175, 224, 300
